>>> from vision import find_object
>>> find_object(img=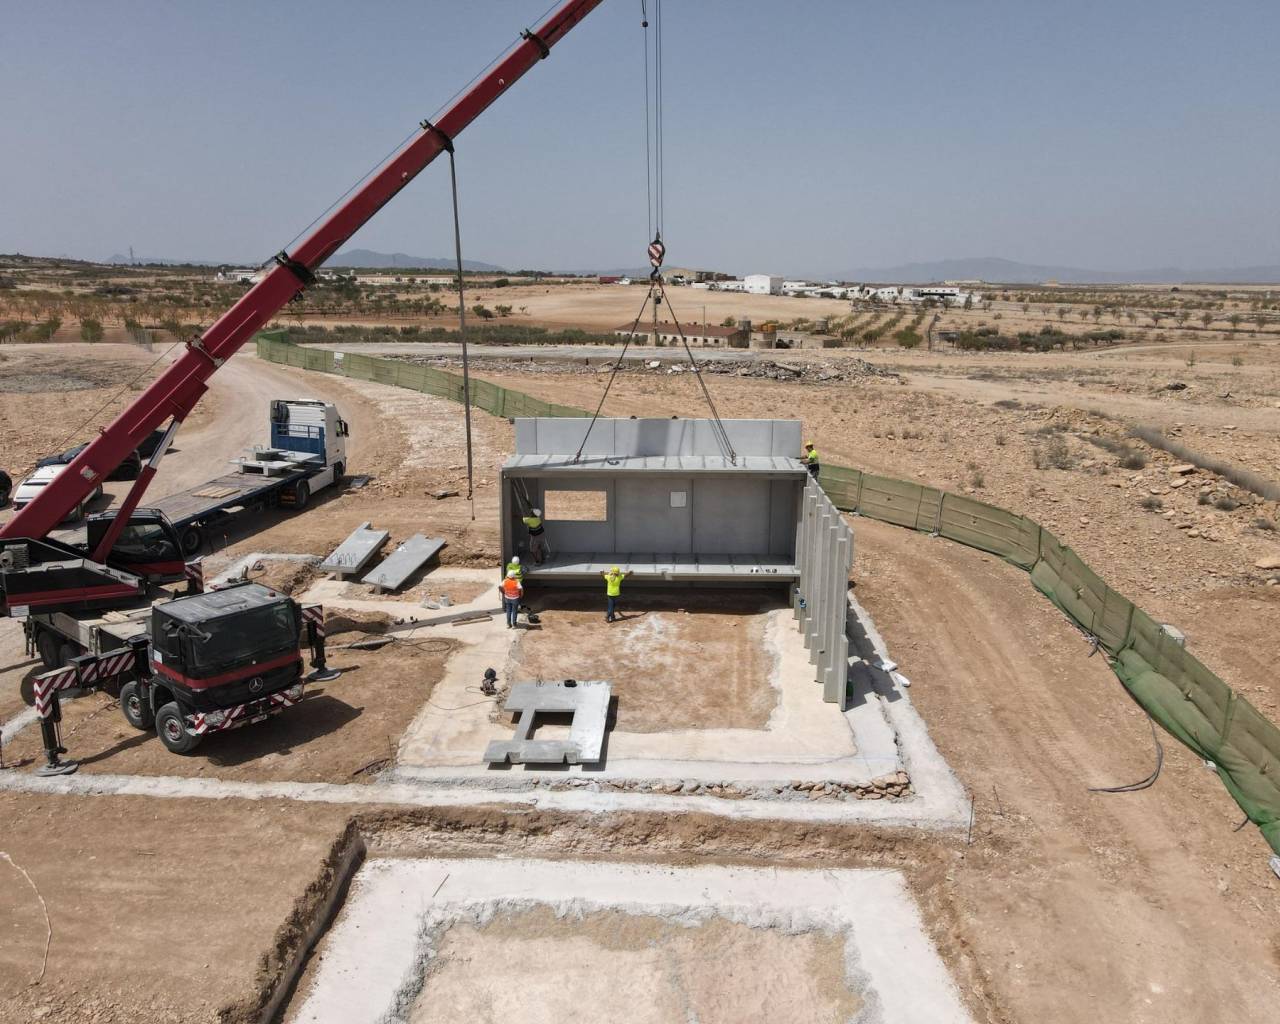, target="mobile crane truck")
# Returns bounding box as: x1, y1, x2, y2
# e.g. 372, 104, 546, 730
0, 0, 602, 773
